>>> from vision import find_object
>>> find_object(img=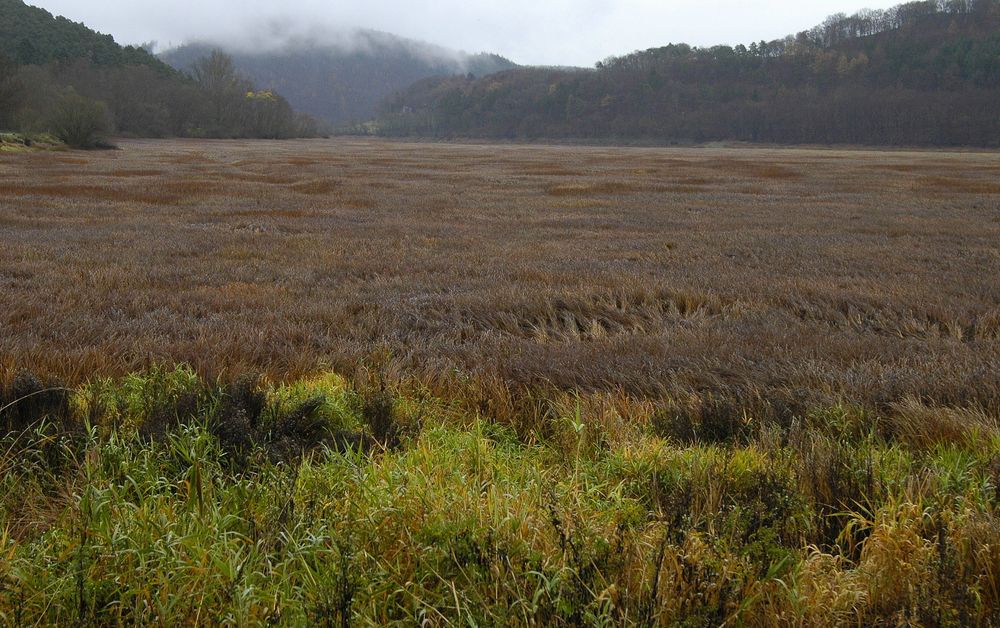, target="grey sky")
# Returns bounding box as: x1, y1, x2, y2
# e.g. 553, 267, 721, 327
29, 0, 905, 66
